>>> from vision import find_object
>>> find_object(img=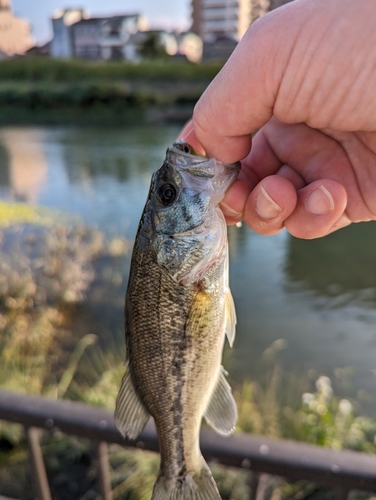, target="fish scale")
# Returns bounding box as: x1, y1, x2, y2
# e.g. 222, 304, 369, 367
128, 245, 224, 476
115, 140, 240, 499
